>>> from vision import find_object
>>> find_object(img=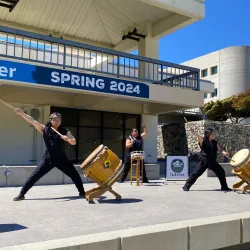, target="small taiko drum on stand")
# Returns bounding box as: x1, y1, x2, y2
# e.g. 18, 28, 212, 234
80, 145, 123, 203
130, 151, 145, 186
230, 149, 250, 193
